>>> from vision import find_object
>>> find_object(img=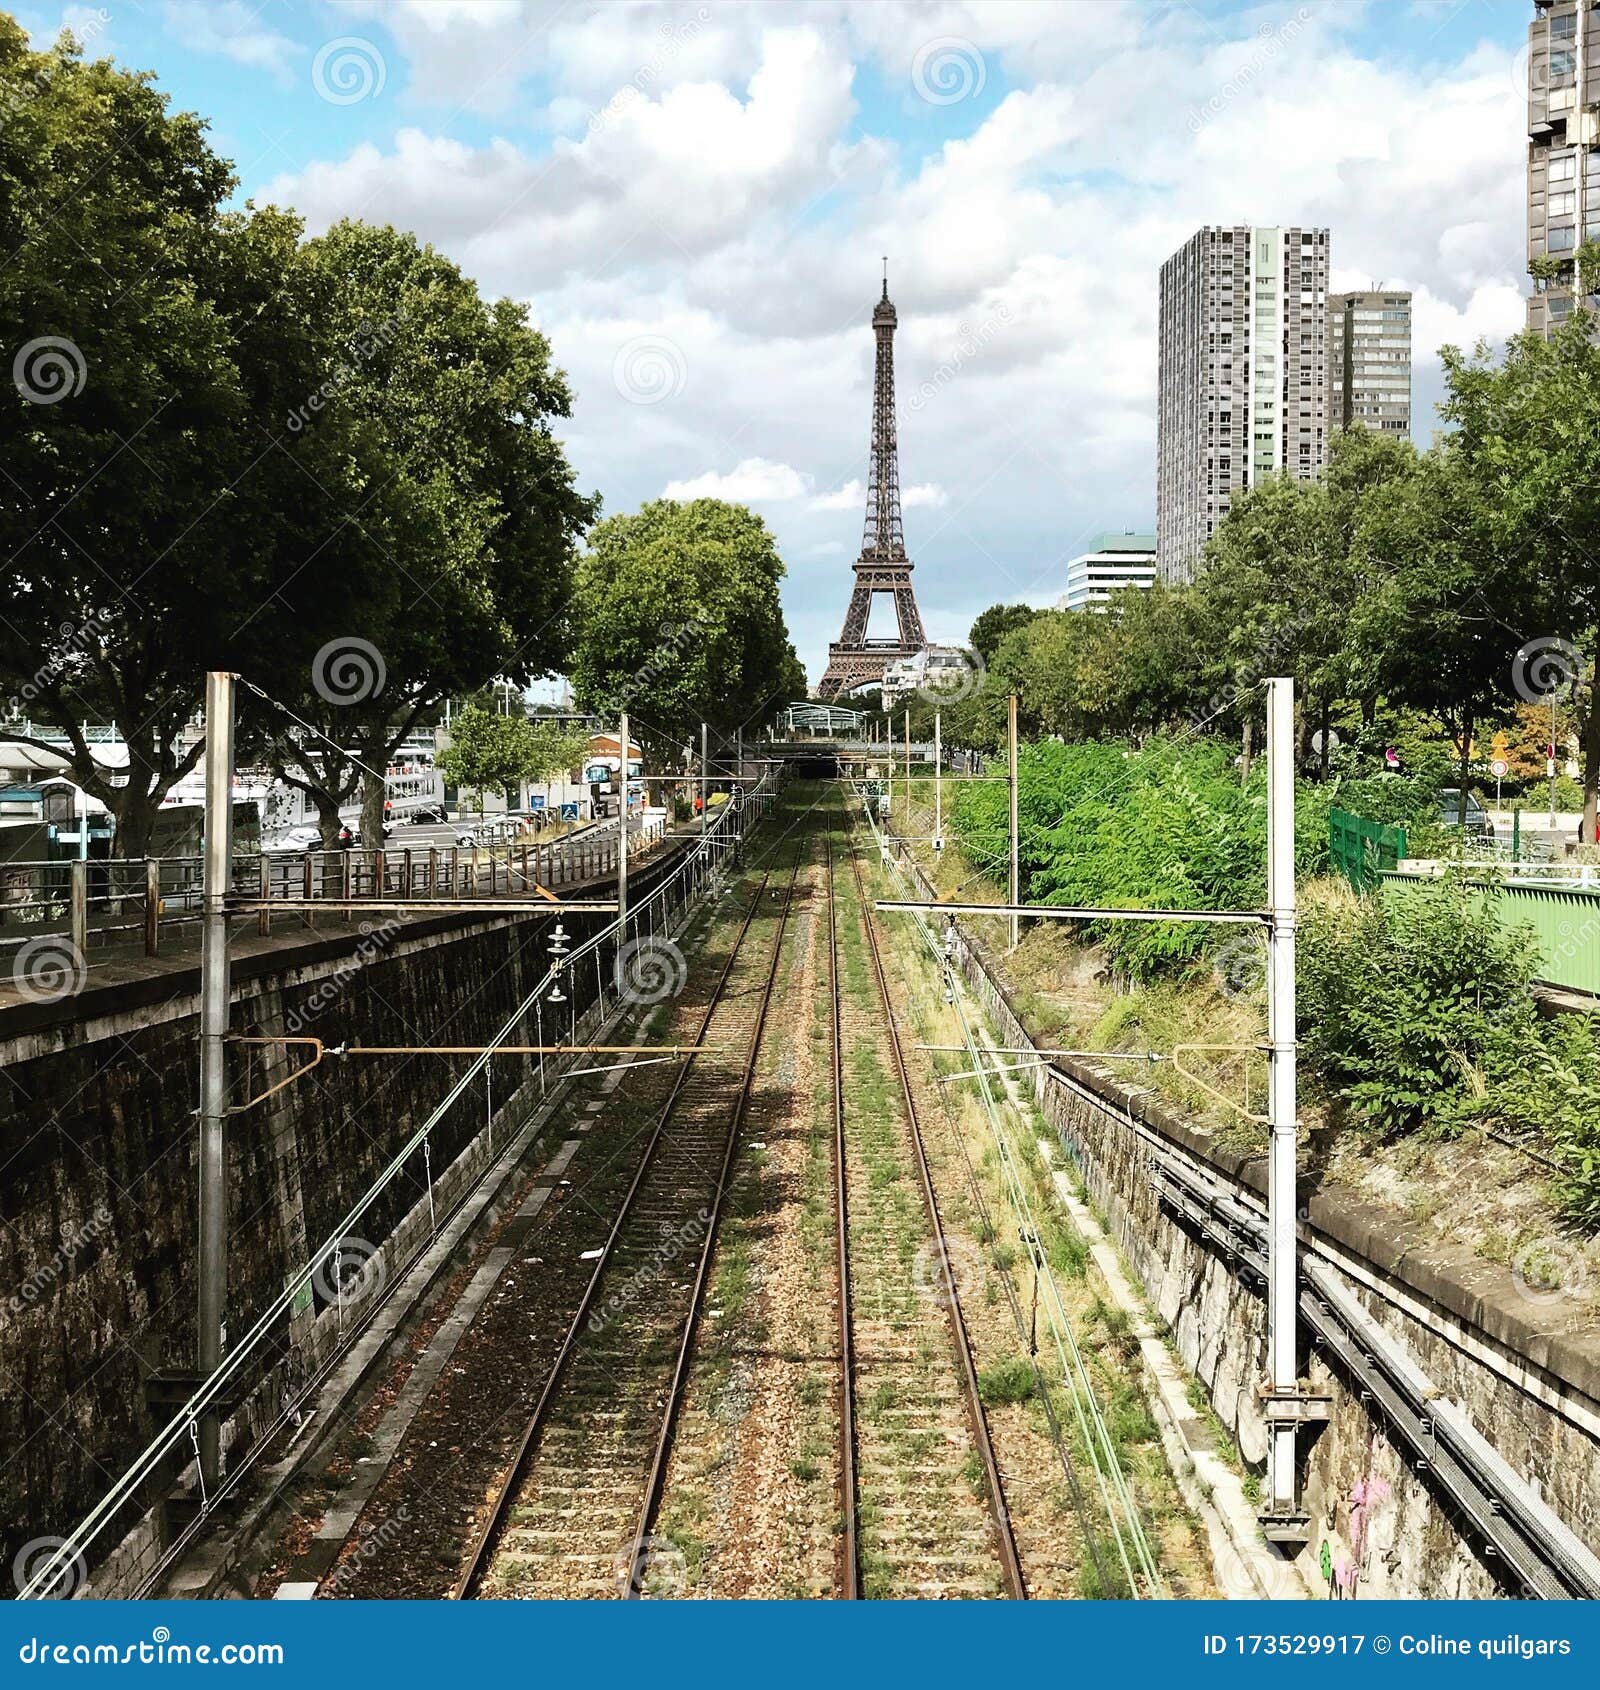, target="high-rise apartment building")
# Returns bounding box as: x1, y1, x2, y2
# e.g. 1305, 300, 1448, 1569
1156, 226, 1330, 584
1328, 292, 1412, 437
1526, 2, 1598, 334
